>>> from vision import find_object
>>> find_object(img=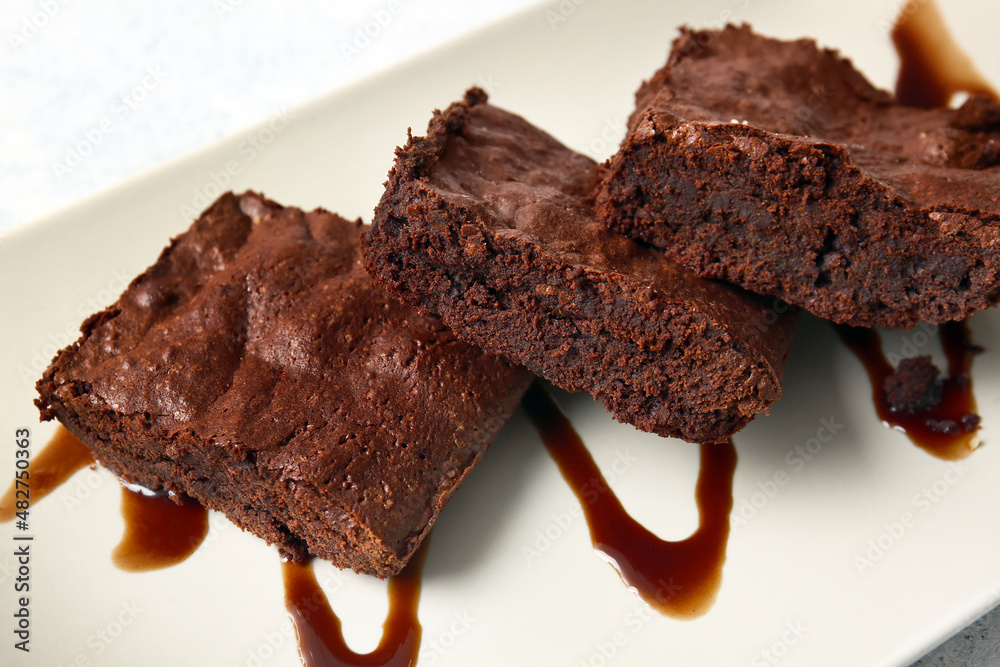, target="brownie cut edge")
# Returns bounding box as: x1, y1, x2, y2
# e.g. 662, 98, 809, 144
363, 88, 797, 444
597, 24, 1000, 328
